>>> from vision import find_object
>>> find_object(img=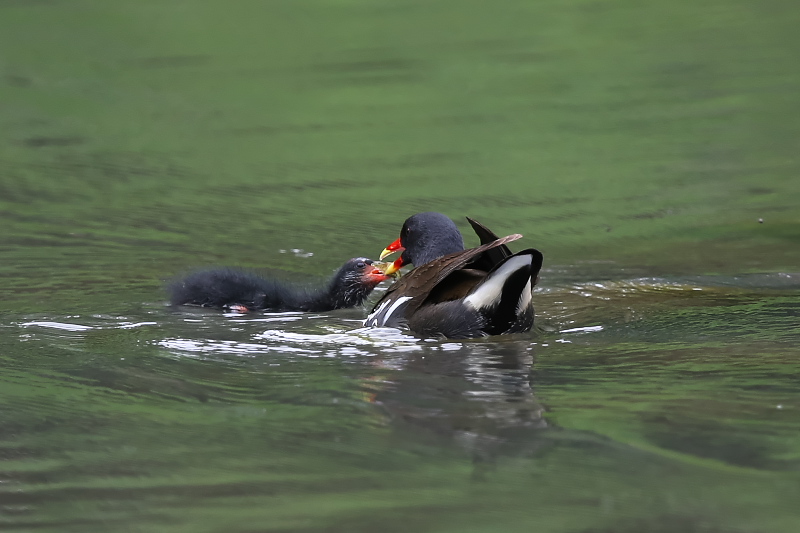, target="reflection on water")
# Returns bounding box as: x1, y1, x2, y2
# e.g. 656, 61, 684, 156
369, 343, 548, 469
